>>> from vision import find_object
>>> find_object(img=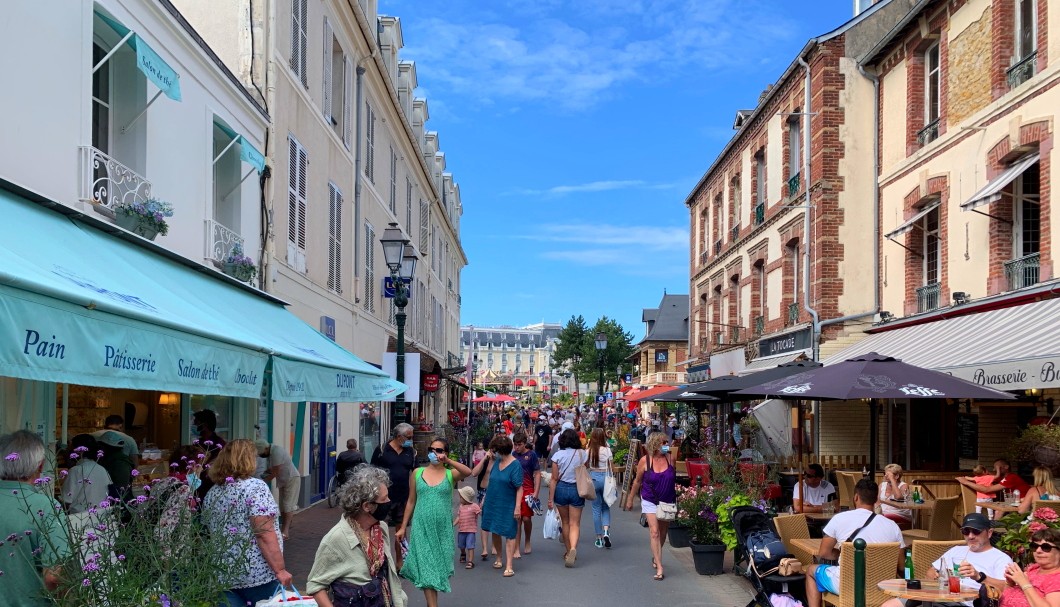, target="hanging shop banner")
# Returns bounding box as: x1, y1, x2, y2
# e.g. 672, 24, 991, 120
423, 374, 440, 392
271, 356, 405, 403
